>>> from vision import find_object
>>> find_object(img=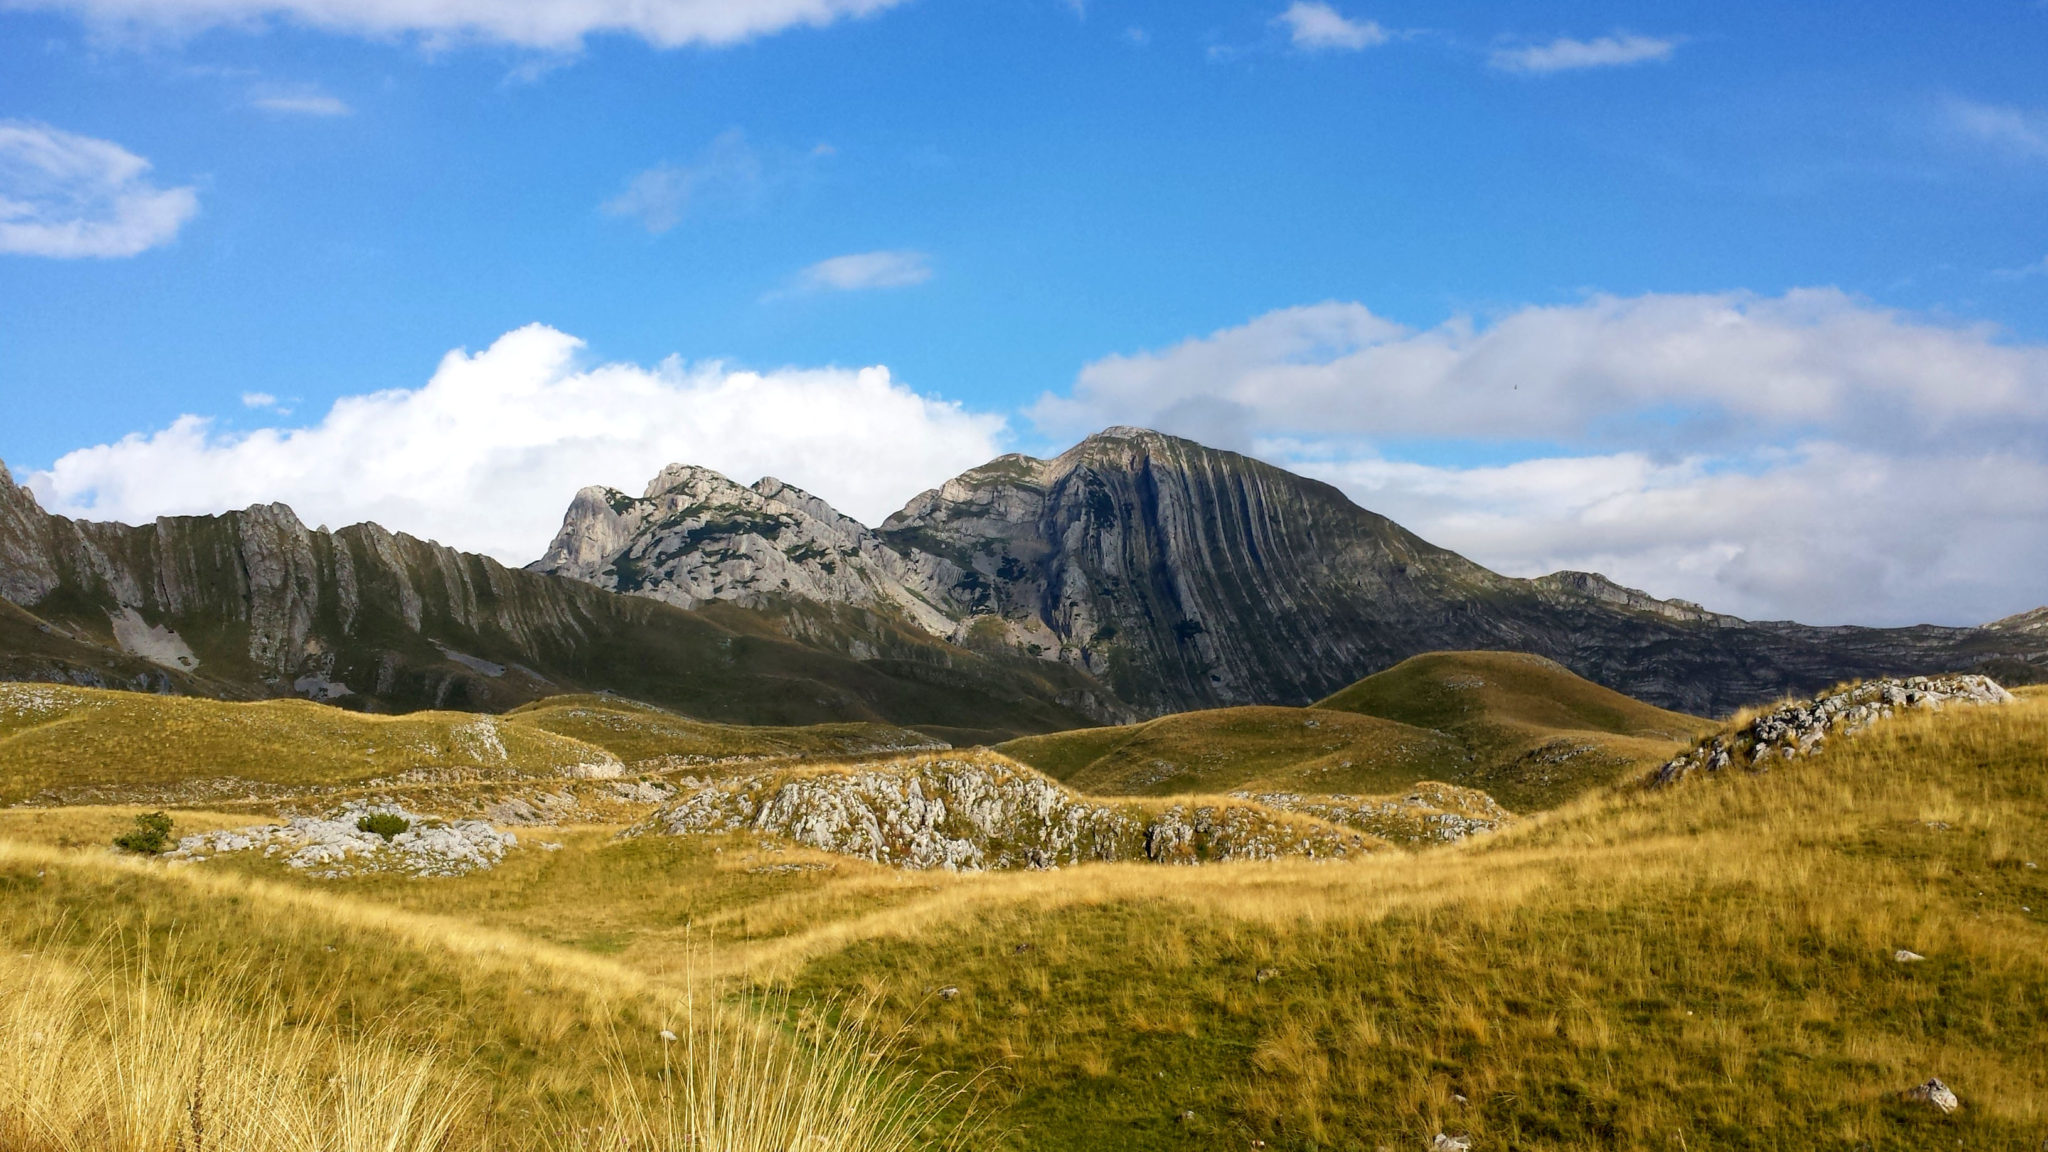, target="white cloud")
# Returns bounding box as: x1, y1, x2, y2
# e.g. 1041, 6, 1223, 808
240, 391, 278, 407
27, 324, 1008, 563
791, 249, 932, 293
1942, 97, 2048, 161
1275, 2, 1386, 51
1037, 291, 2048, 626
0, 120, 198, 258
8, 0, 912, 50
249, 86, 351, 116
1490, 33, 1676, 74
1037, 291, 2048, 451
602, 129, 762, 234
